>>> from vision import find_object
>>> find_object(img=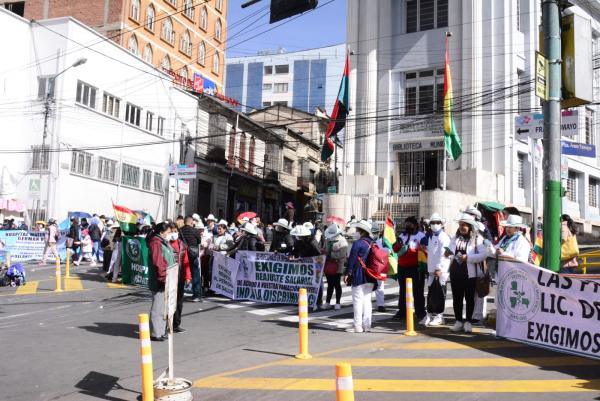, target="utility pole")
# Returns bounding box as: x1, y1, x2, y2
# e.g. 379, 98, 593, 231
541, 0, 562, 271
